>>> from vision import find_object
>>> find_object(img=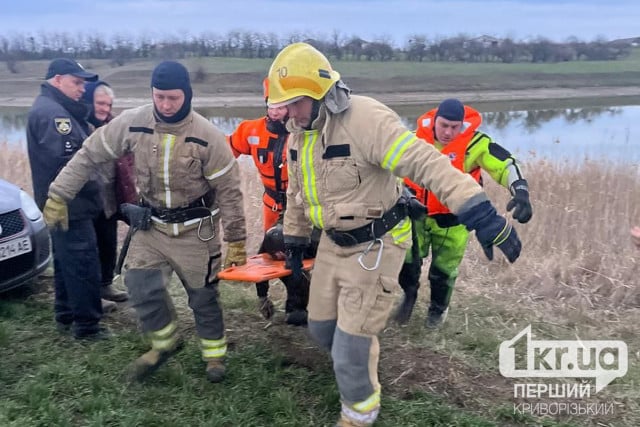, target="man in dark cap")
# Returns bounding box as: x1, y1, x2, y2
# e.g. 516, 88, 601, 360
394, 98, 533, 328
41, 60, 248, 383
26, 58, 111, 340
